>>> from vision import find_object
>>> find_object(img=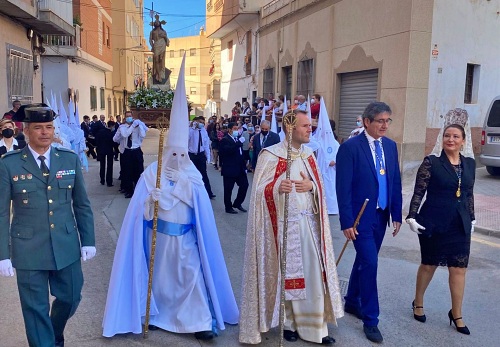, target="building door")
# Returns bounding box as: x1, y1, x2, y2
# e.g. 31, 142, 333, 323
338, 69, 378, 141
